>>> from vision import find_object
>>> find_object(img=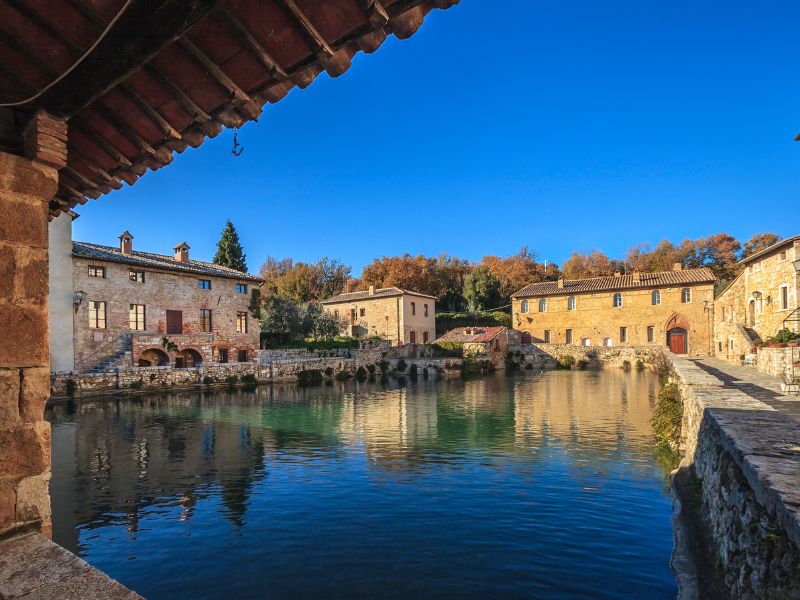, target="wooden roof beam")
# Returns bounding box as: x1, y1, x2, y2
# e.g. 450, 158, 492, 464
275, 0, 351, 77
356, 0, 390, 27
121, 84, 182, 141
94, 105, 159, 159
70, 121, 132, 168
145, 65, 215, 131
216, 8, 288, 82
